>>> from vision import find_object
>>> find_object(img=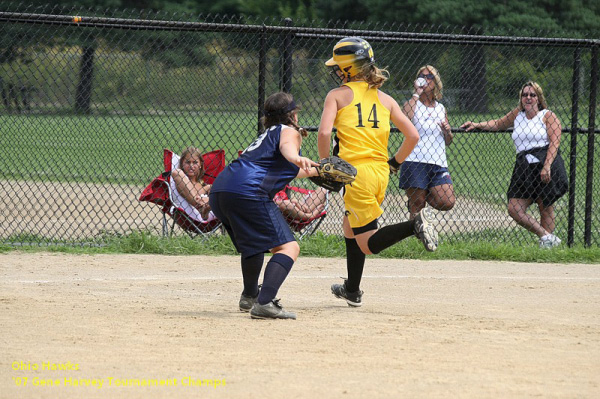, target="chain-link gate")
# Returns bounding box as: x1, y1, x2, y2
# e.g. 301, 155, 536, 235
0, 5, 598, 247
